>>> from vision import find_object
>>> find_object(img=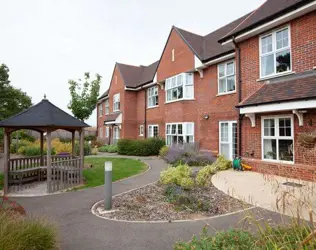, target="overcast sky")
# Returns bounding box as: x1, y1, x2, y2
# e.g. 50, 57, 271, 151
1, 0, 265, 126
